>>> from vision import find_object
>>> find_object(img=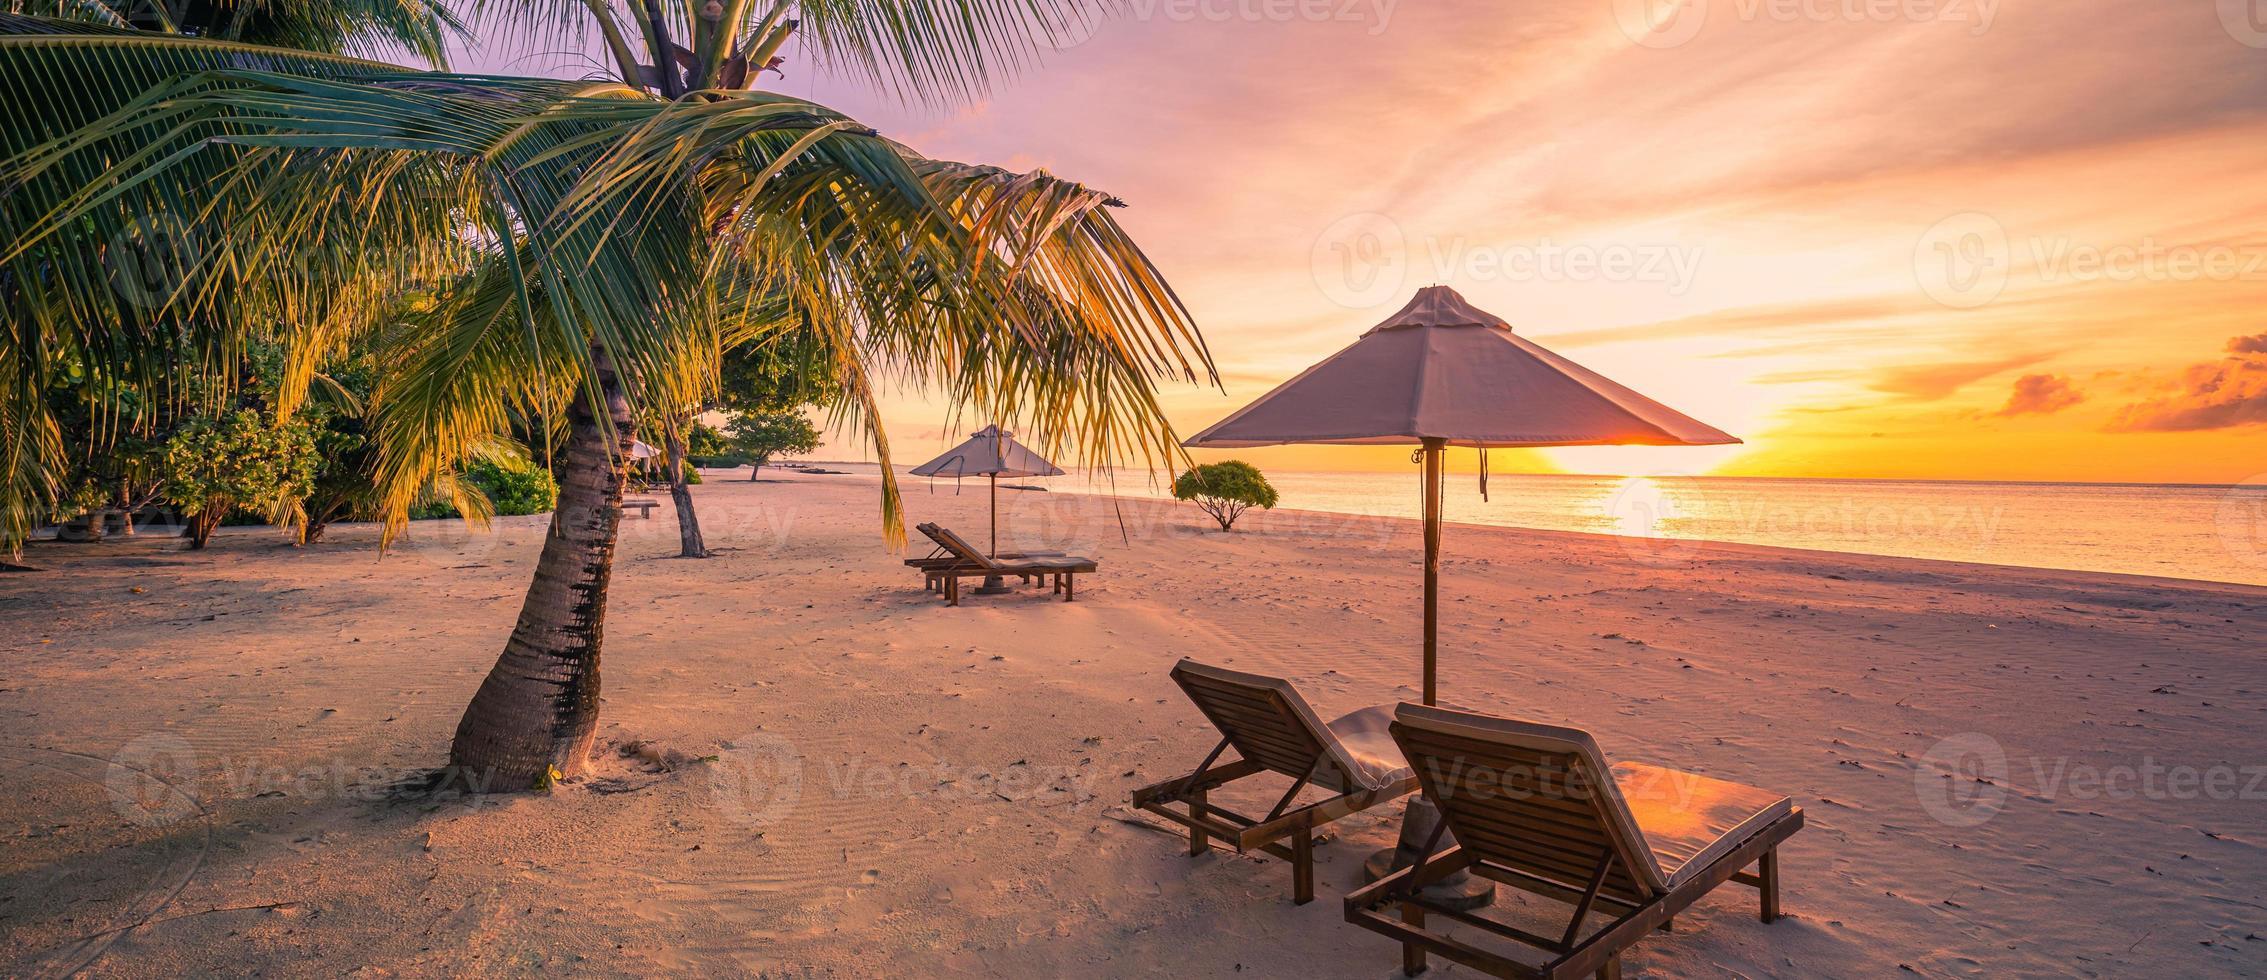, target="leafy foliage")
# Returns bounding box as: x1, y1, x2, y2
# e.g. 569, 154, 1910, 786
162, 408, 317, 547
726, 410, 821, 478
409, 458, 559, 519
1172, 460, 1279, 532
